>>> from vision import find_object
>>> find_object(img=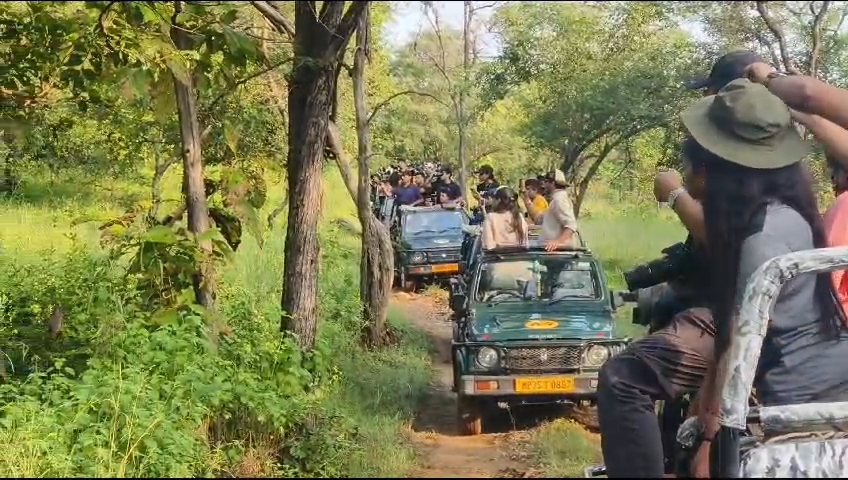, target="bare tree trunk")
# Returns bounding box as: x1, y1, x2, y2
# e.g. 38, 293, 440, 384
171, 1, 215, 309
459, 0, 472, 200
351, 6, 394, 347
282, 59, 333, 350
254, 1, 369, 351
